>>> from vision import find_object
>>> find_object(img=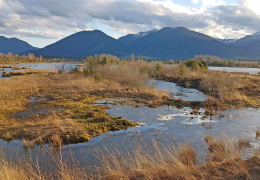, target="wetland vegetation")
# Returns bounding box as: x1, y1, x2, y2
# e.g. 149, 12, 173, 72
195, 55, 260, 68
0, 54, 259, 179
0, 54, 259, 144
1, 135, 260, 179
